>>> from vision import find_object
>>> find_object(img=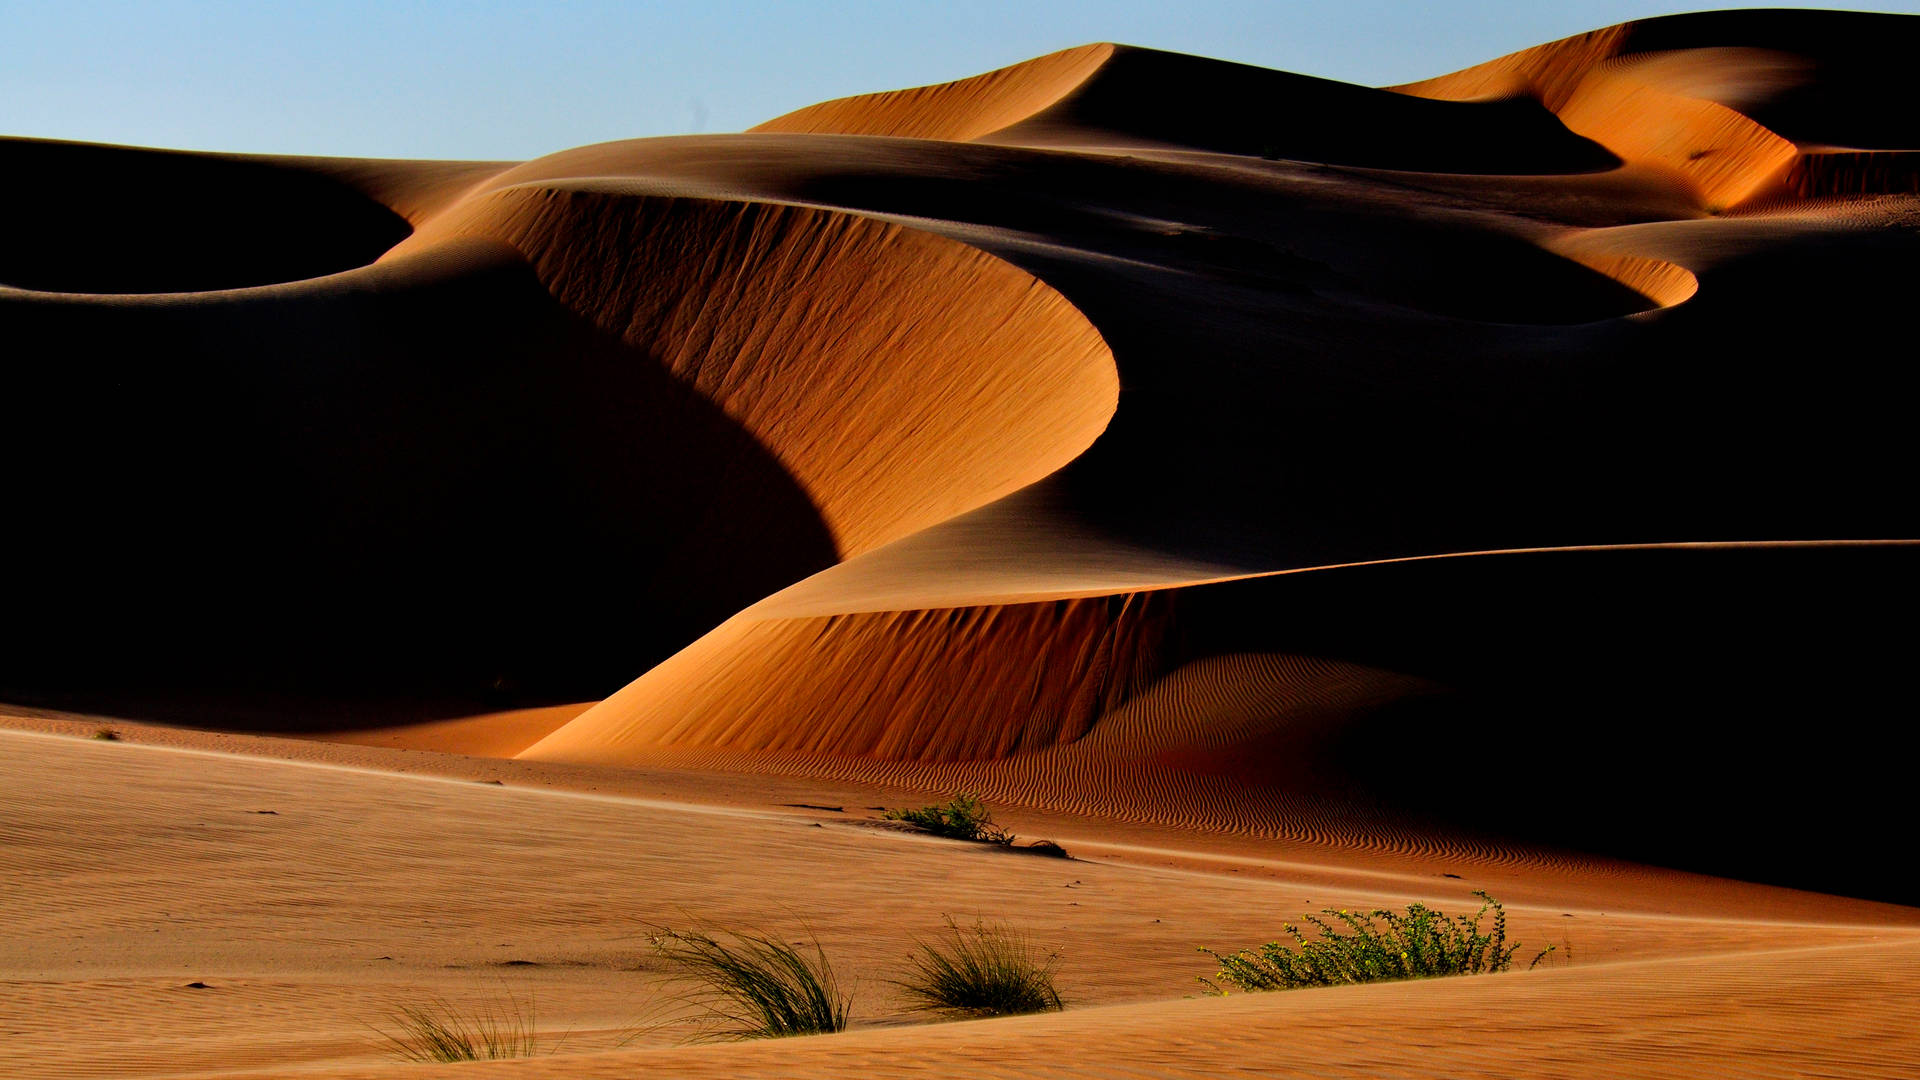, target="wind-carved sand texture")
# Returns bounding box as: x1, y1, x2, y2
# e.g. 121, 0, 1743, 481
3, 10, 1919, 1078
